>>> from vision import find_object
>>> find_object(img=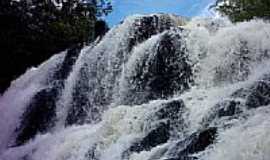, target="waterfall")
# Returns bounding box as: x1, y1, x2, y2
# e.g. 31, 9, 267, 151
0, 14, 270, 160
